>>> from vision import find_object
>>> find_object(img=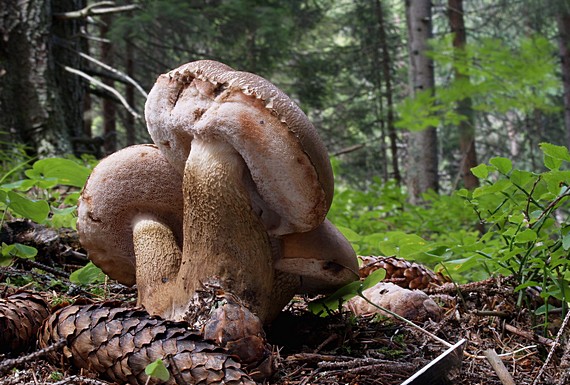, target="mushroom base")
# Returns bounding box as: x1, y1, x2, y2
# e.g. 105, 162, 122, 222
170, 138, 283, 322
